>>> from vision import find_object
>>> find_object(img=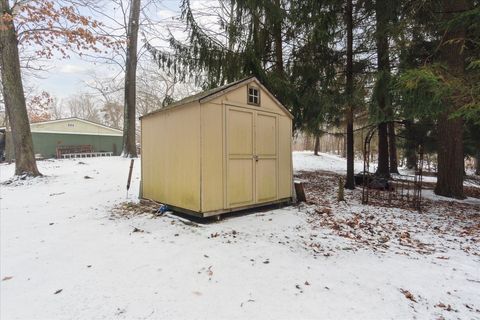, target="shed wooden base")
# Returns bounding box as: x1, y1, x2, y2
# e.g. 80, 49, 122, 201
144, 197, 293, 218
